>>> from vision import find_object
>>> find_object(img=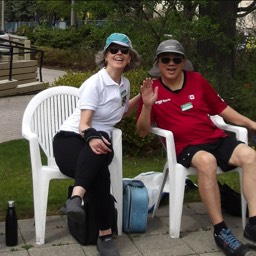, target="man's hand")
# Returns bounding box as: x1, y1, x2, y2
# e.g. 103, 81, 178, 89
140, 78, 158, 107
